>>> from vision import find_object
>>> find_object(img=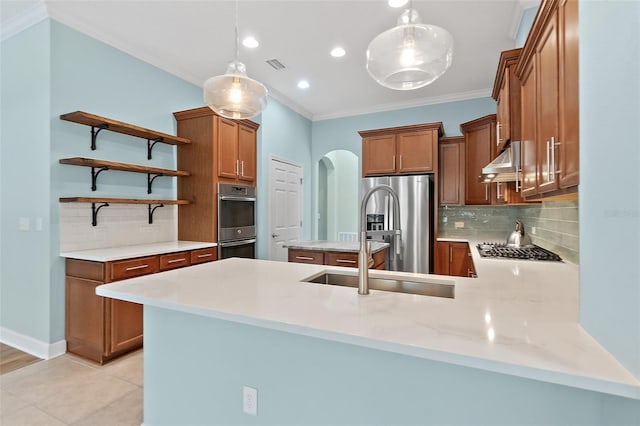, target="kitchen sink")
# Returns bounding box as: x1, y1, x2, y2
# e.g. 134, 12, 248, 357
302, 272, 455, 299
